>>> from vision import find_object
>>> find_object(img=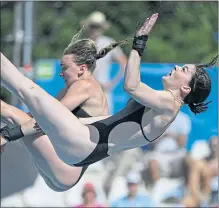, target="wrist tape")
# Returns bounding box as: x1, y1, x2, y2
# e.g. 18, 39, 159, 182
0, 124, 24, 142
132, 35, 148, 56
